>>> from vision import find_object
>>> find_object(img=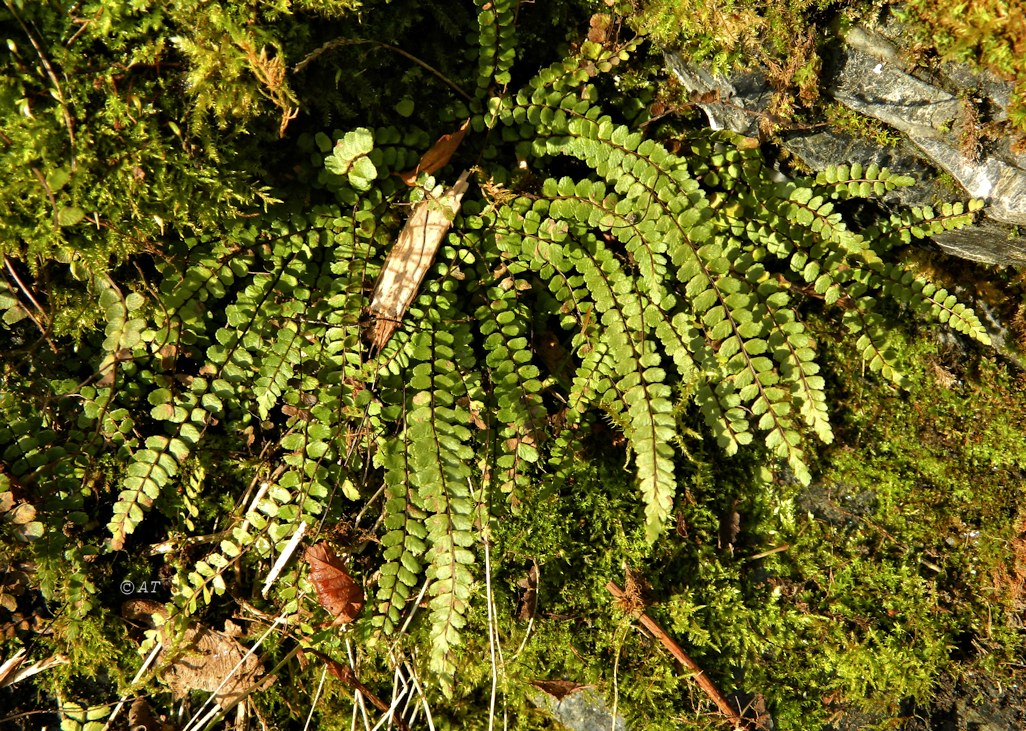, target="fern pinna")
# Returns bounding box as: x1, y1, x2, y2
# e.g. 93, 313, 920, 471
0, 0, 990, 696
